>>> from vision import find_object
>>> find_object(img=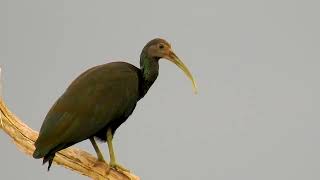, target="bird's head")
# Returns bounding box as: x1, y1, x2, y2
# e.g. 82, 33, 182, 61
141, 38, 198, 94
